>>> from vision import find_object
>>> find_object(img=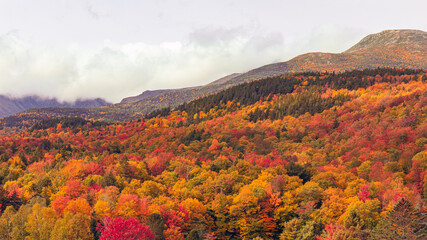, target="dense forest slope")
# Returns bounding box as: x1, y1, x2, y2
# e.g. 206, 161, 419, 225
1, 29, 425, 130
0, 68, 426, 239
